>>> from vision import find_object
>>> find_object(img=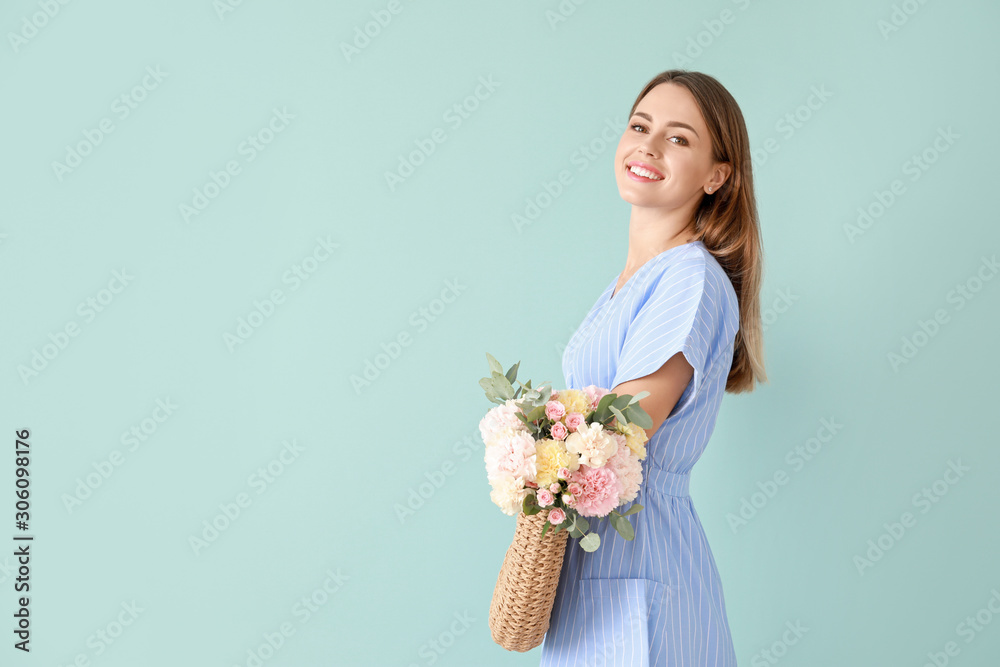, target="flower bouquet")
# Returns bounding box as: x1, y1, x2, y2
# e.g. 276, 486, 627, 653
481, 353, 651, 652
